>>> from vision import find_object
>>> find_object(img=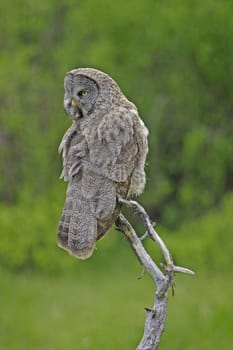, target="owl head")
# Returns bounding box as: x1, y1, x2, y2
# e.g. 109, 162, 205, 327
64, 68, 122, 120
